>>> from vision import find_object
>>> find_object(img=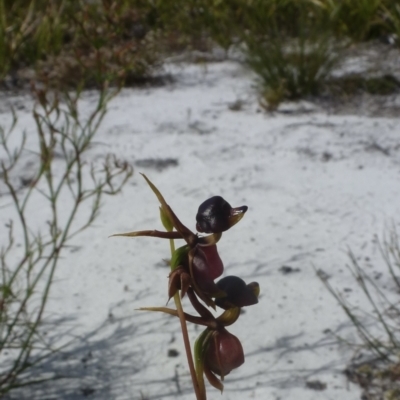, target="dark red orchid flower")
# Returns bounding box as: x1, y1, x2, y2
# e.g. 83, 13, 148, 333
112, 175, 259, 398
204, 328, 244, 377
168, 243, 225, 300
